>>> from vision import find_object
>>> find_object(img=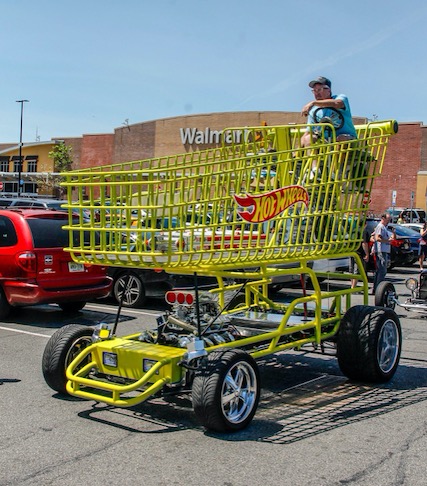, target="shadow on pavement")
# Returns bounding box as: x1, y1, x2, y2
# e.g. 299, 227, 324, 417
71, 351, 427, 443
